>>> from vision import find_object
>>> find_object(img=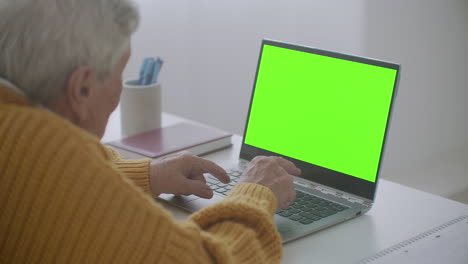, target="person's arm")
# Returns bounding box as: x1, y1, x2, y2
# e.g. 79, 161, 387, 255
106, 147, 231, 199
105, 146, 154, 196
31, 145, 282, 263
189, 183, 282, 263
